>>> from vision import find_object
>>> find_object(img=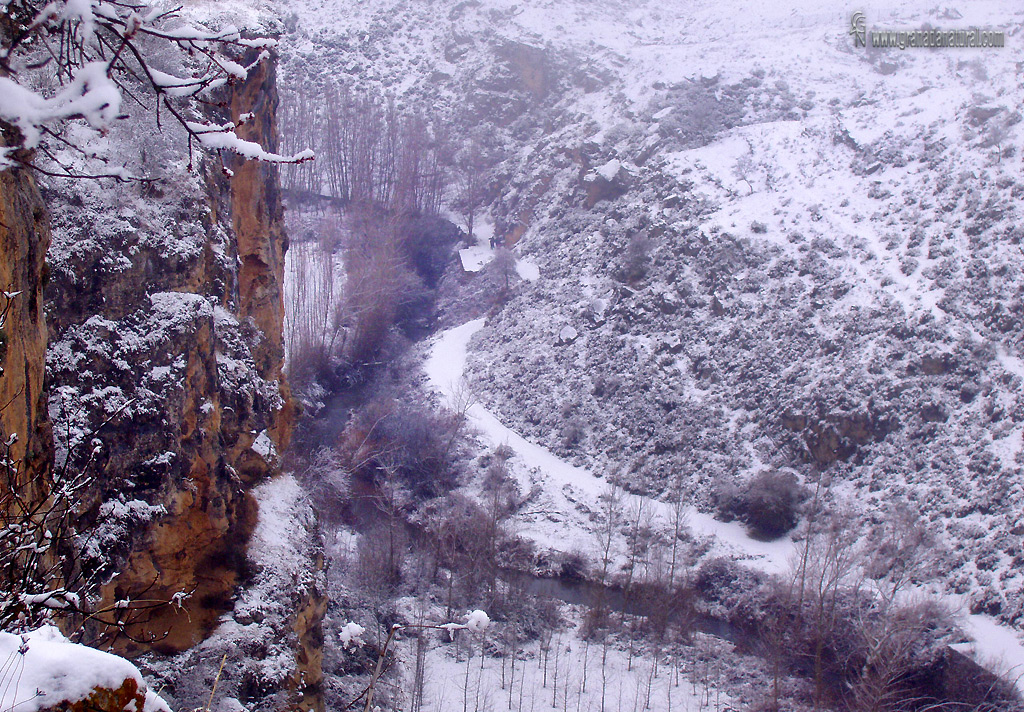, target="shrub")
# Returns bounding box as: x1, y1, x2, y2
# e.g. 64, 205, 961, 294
557, 550, 590, 582
340, 398, 458, 496
621, 234, 654, 283
717, 471, 805, 540
493, 444, 515, 461
396, 215, 460, 289
693, 557, 764, 621
736, 470, 805, 540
